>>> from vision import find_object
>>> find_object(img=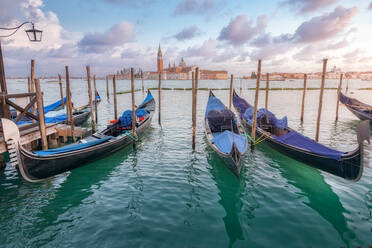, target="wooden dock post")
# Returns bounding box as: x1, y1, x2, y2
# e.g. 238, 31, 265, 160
265, 73, 269, 109
251, 60, 261, 146
335, 73, 343, 121
229, 74, 233, 110
65, 66, 75, 142
158, 72, 161, 125
315, 59, 327, 142
86, 66, 96, 132
131, 68, 137, 149
30, 59, 36, 120
113, 75, 118, 120
58, 74, 64, 107
300, 74, 307, 122
93, 74, 98, 124
345, 78, 349, 94
34, 78, 48, 150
